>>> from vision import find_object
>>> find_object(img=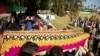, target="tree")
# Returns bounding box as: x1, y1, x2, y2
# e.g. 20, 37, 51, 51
91, 4, 93, 9
23, 0, 41, 15
93, 4, 96, 13
52, 0, 66, 16
1, 0, 86, 17
5, 0, 41, 15
40, 0, 51, 10
52, 0, 59, 14
0, 0, 7, 5
67, 0, 86, 21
